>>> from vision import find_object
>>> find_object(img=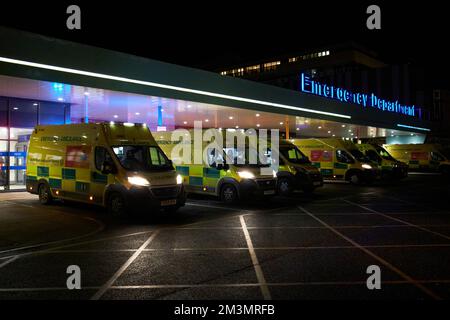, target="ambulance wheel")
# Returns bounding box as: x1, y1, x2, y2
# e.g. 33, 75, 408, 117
347, 172, 361, 185
277, 178, 293, 196
108, 192, 127, 217
220, 184, 238, 204
38, 183, 53, 205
